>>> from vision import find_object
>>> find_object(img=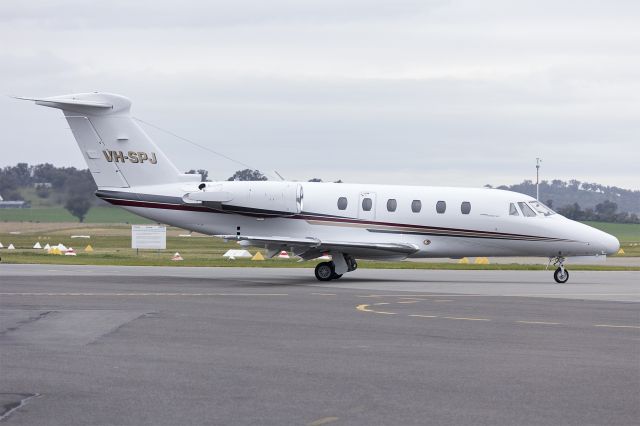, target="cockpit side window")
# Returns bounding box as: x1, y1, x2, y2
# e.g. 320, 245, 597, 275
509, 203, 519, 216
518, 202, 537, 217
529, 200, 555, 216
